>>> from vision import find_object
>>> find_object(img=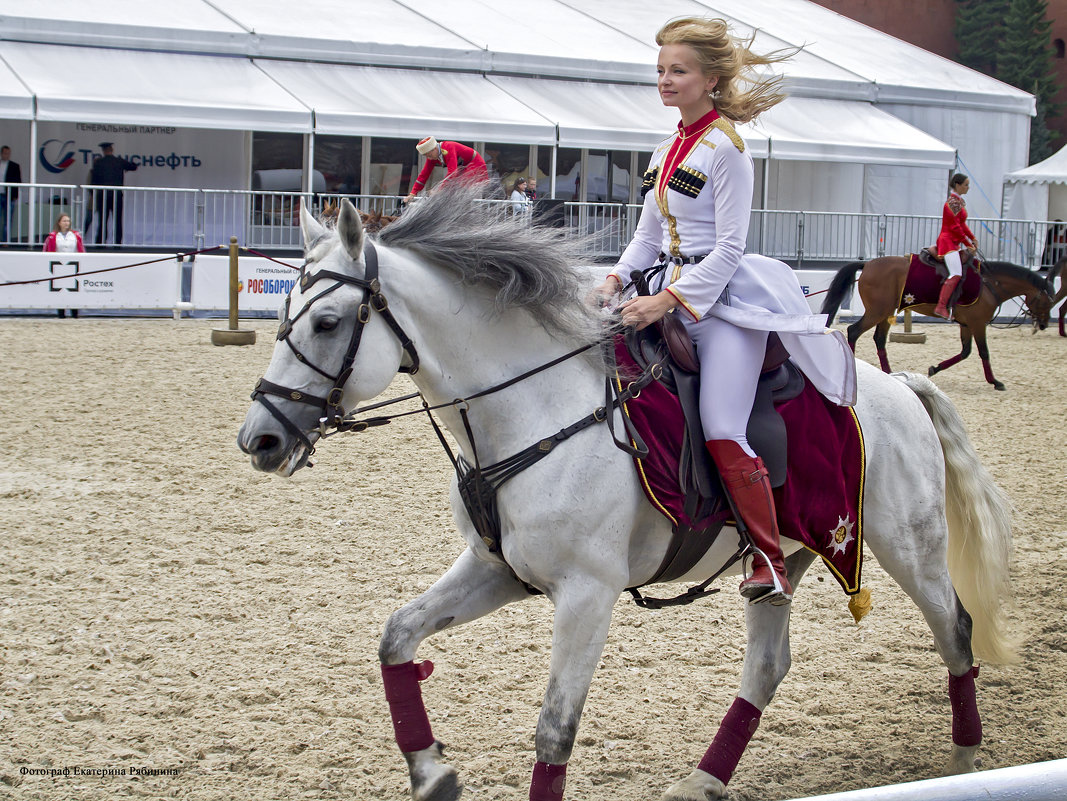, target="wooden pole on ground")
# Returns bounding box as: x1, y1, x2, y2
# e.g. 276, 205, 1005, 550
888, 309, 926, 343
211, 236, 257, 346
